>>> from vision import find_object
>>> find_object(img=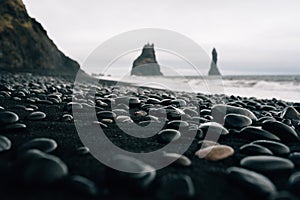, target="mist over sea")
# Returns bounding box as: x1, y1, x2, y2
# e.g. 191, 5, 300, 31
99, 75, 300, 103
